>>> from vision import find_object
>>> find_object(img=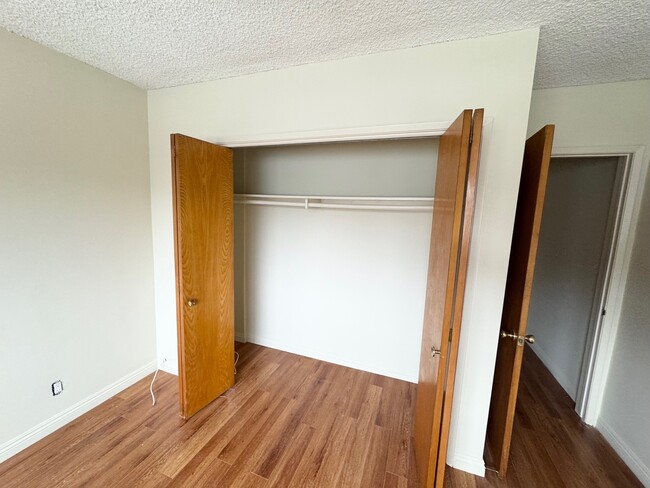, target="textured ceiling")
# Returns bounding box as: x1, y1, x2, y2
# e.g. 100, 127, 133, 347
1, 1, 649, 90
